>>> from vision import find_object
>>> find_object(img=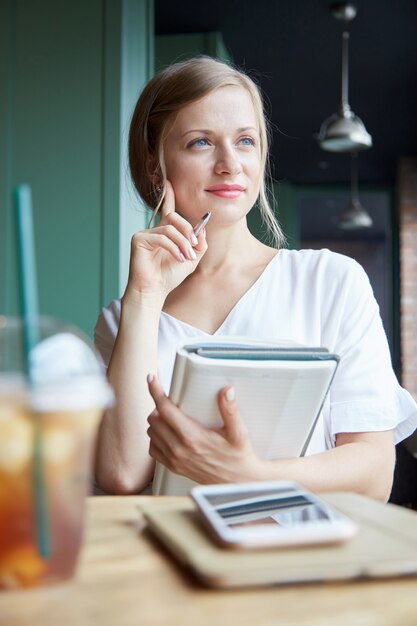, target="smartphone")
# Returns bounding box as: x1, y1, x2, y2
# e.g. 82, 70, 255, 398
190, 481, 358, 549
